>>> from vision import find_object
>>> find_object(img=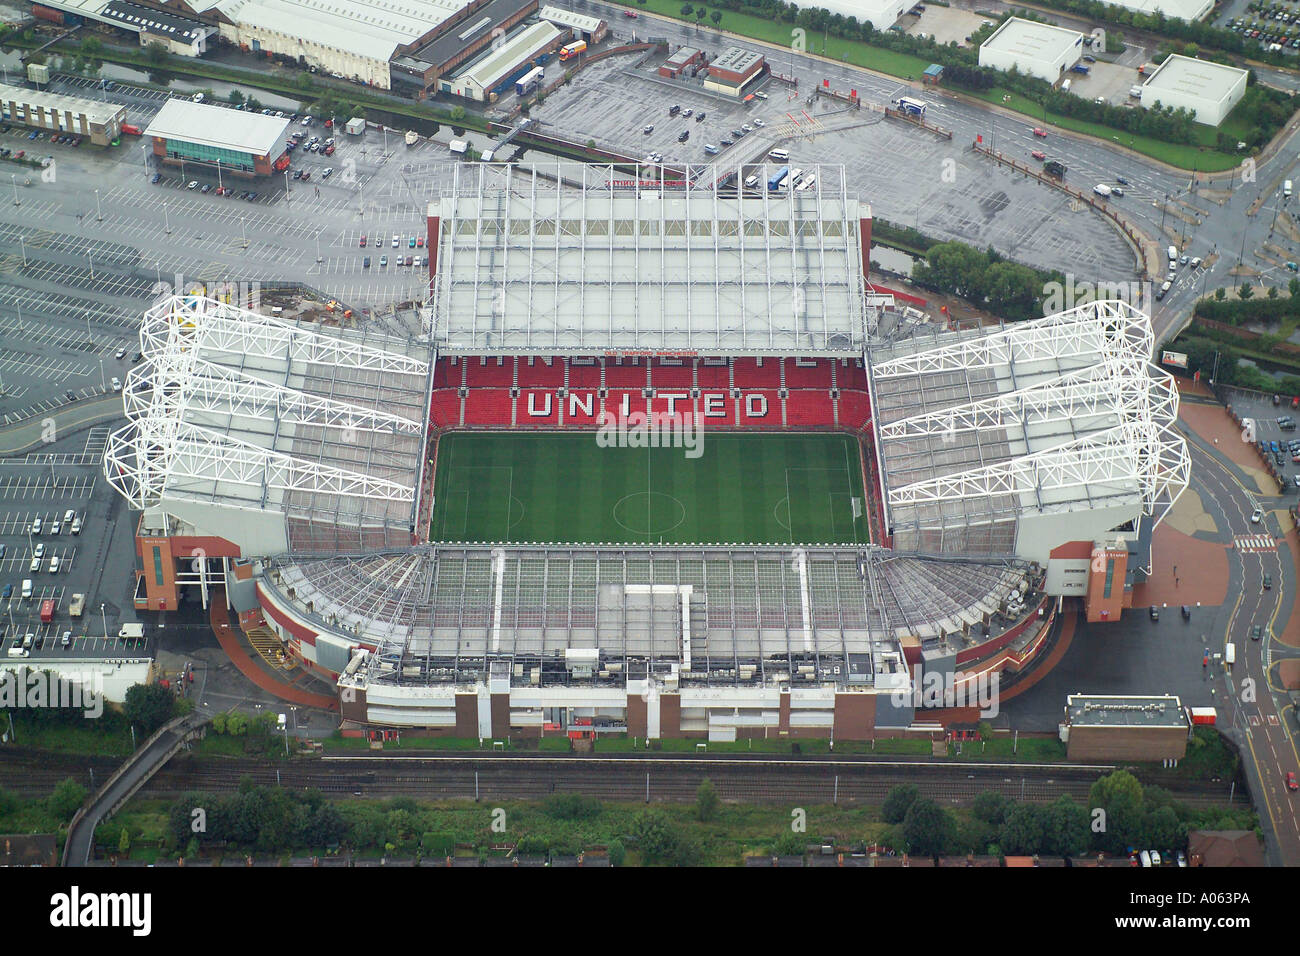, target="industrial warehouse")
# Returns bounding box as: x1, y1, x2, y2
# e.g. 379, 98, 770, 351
103, 163, 1190, 739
